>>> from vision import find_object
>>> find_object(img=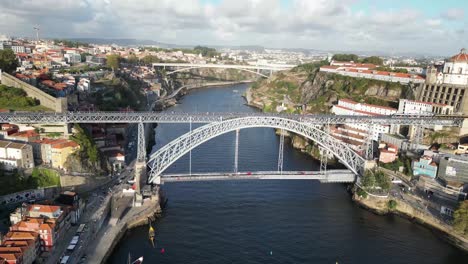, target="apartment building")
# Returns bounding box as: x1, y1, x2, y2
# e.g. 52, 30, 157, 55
0, 140, 34, 170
